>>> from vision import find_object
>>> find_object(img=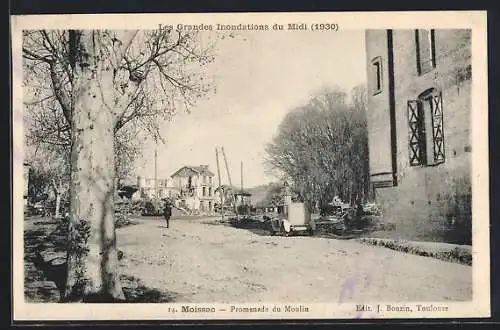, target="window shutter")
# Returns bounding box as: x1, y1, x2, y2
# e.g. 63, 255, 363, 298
432, 92, 445, 164
407, 100, 422, 166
